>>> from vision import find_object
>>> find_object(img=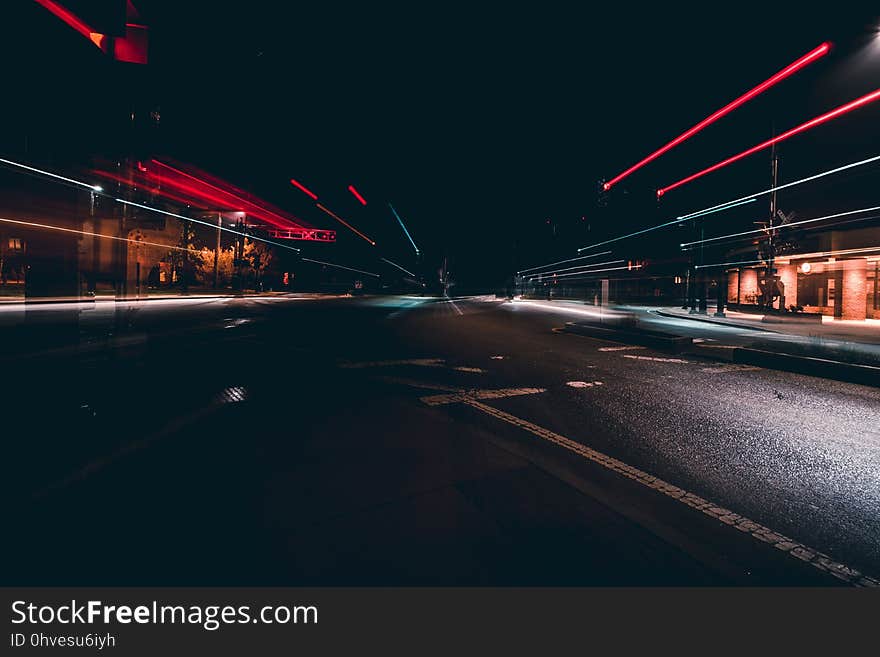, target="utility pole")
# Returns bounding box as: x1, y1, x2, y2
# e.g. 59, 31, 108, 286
763, 141, 779, 310
214, 212, 221, 289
